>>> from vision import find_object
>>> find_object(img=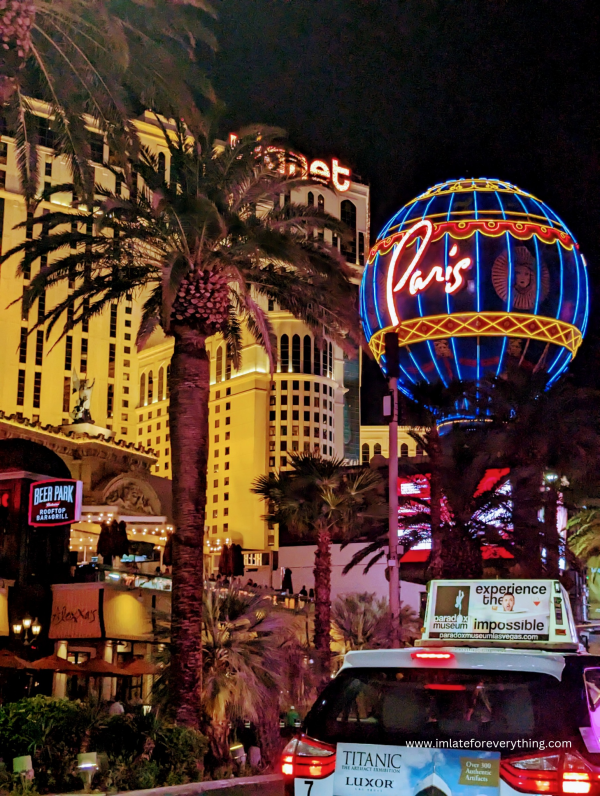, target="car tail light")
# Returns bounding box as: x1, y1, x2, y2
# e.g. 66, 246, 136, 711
411, 651, 454, 660
500, 752, 600, 795
281, 736, 336, 780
